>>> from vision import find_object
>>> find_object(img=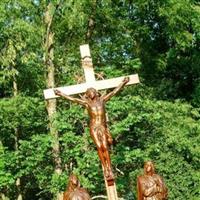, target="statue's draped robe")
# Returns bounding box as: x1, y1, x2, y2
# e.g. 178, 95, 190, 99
137, 174, 167, 200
